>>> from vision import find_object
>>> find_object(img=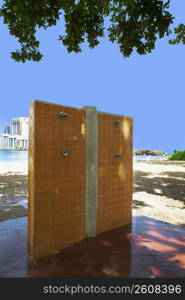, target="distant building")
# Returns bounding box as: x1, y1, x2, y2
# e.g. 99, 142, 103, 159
0, 117, 29, 150
0, 134, 10, 149
4, 125, 11, 134
12, 117, 28, 139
